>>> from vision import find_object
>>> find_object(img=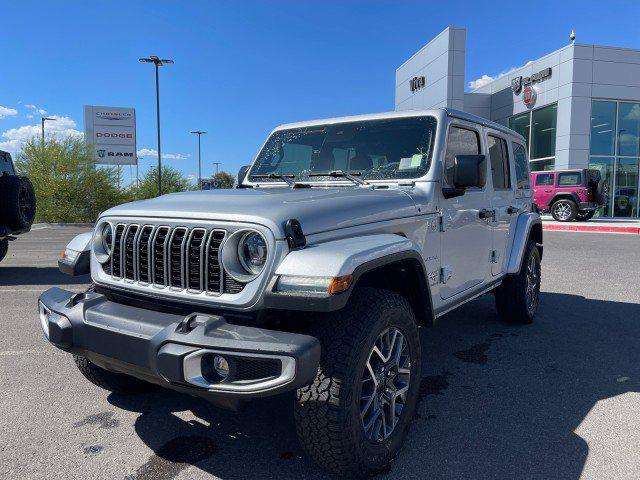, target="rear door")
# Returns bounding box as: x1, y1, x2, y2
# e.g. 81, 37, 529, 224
486, 133, 515, 276
534, 172, 555, 207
